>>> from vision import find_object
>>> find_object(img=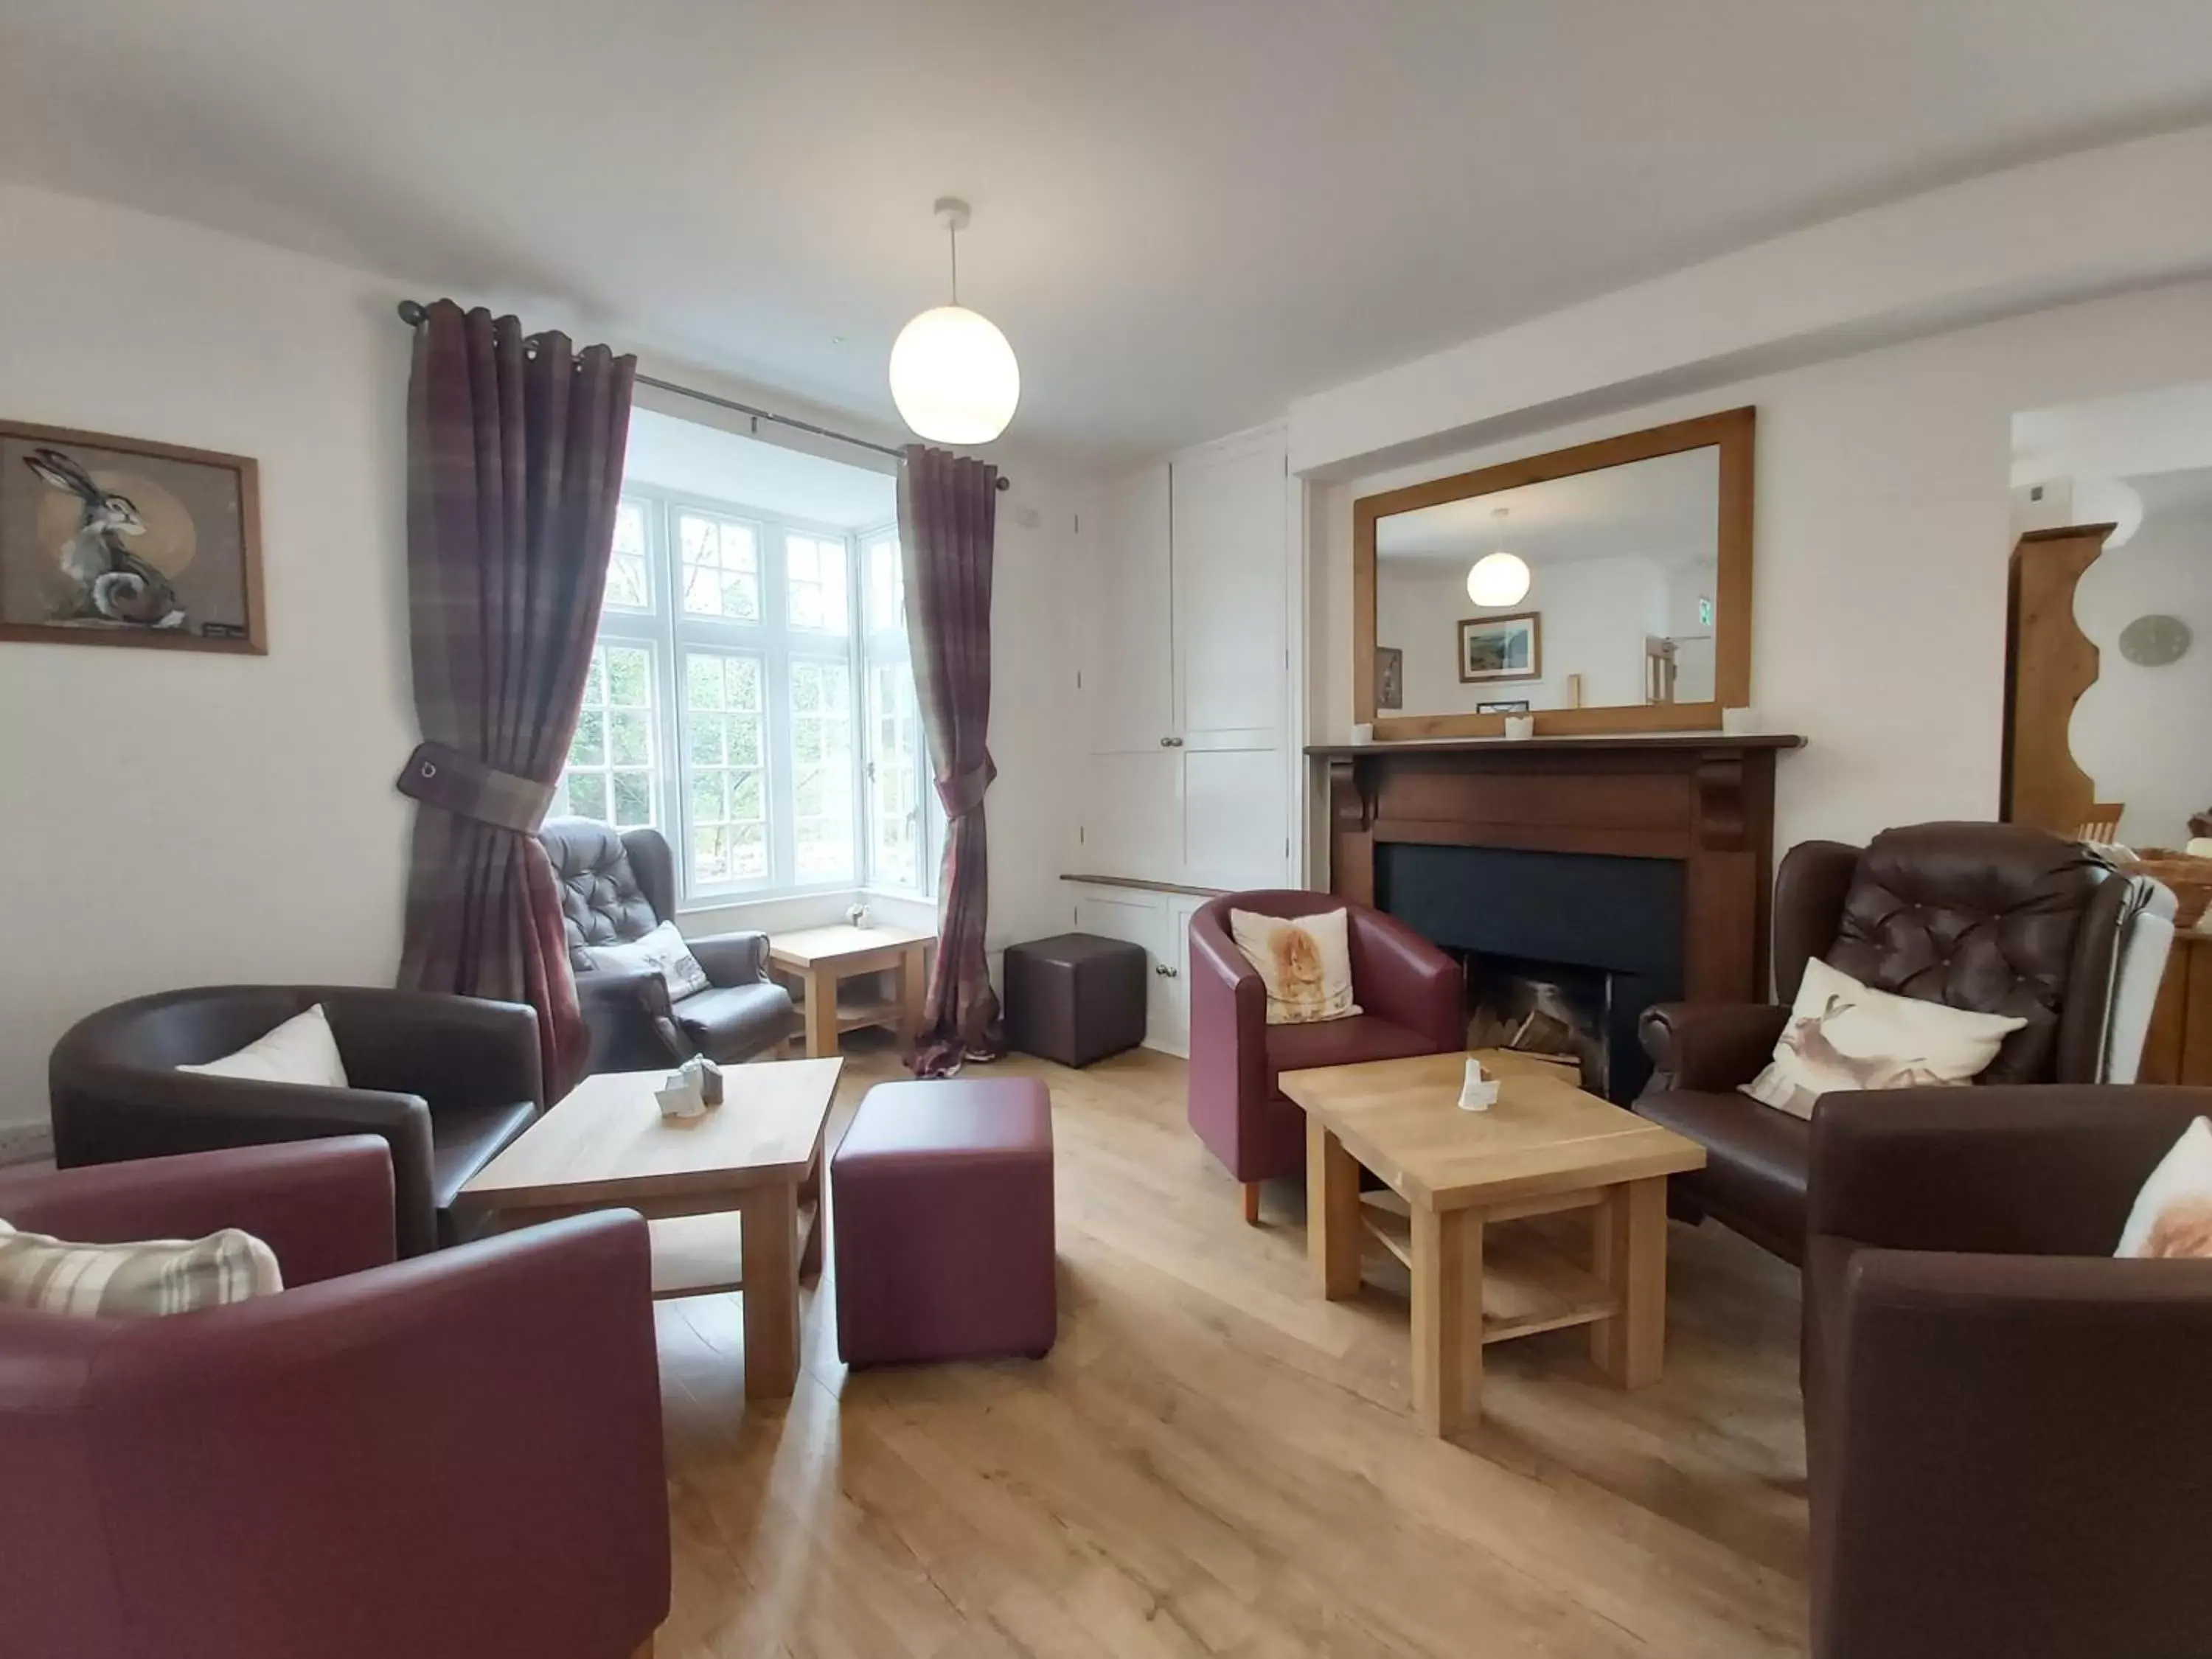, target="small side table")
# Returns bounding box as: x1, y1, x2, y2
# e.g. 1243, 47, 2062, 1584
768, 924, 935, 1057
